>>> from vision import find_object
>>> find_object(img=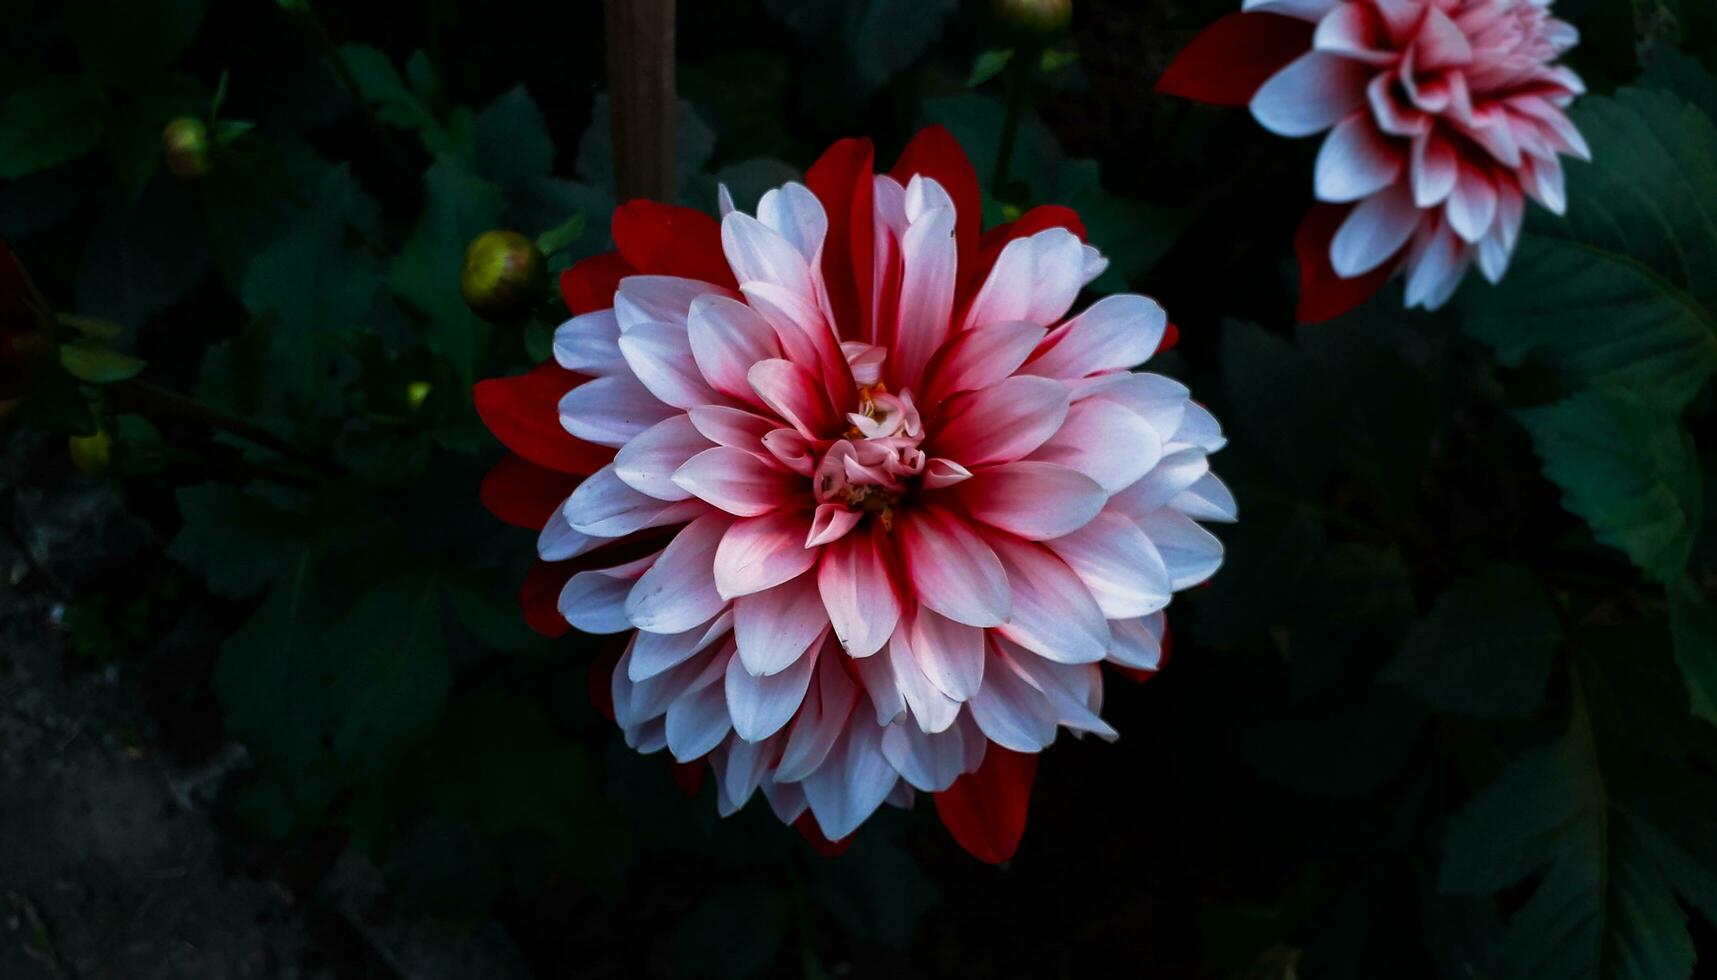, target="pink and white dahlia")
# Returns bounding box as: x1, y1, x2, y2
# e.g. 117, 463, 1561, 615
1159, 0, 1588, 321
473, 128, 1234, 862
